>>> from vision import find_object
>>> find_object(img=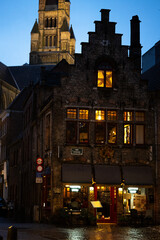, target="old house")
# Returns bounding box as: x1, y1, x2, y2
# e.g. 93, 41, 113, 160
11, 9, 156, 223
